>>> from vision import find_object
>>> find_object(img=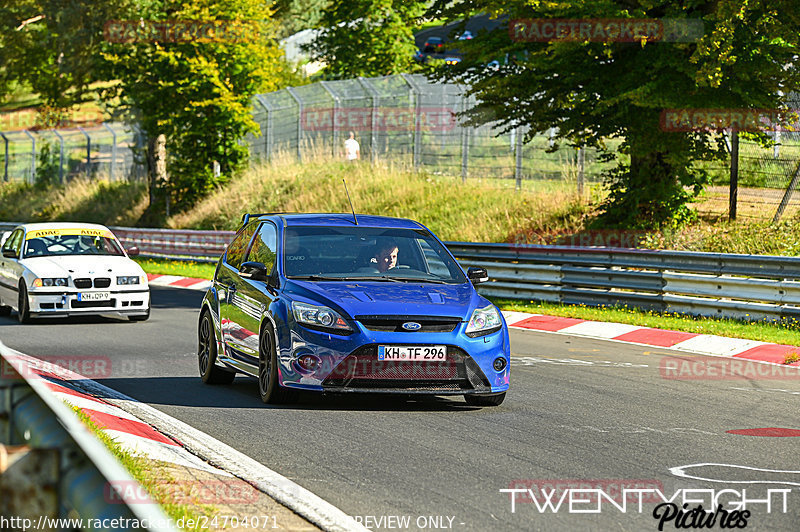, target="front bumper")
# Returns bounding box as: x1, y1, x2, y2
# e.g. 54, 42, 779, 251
27, 288, 150, 318
278, 320, 511, 394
